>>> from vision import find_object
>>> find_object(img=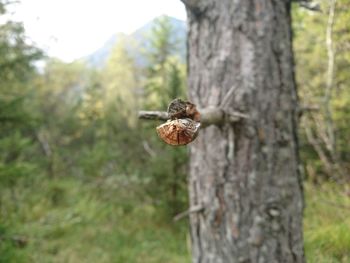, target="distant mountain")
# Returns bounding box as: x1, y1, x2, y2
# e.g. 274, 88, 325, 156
85, 34, 119, 68
84, 16, 186, 68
